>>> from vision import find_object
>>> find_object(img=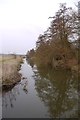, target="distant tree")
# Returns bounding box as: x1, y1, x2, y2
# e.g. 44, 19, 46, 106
26, 49, 35, 59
